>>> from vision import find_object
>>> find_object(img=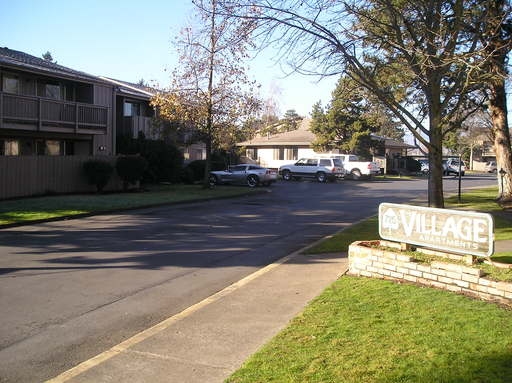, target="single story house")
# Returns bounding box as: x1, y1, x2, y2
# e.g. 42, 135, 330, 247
237, 118, 416, 173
